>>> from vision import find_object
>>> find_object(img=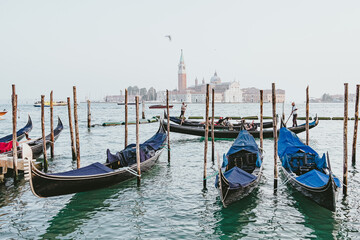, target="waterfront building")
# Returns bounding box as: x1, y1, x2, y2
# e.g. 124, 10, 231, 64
242, 87, 285, 103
